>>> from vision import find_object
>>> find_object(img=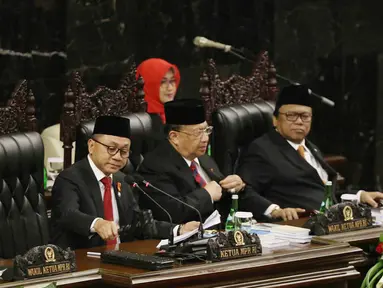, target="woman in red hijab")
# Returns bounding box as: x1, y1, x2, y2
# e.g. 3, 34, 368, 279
137, 58, 181, 153
137, 58, 181, 123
